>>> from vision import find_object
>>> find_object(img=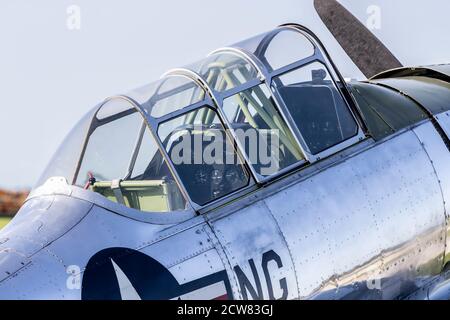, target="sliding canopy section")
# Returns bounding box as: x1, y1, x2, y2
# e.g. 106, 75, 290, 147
232, 27, 316, 75
127, 69, 255, 209
182, 49, 307, 181
229, 26, 367, 161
